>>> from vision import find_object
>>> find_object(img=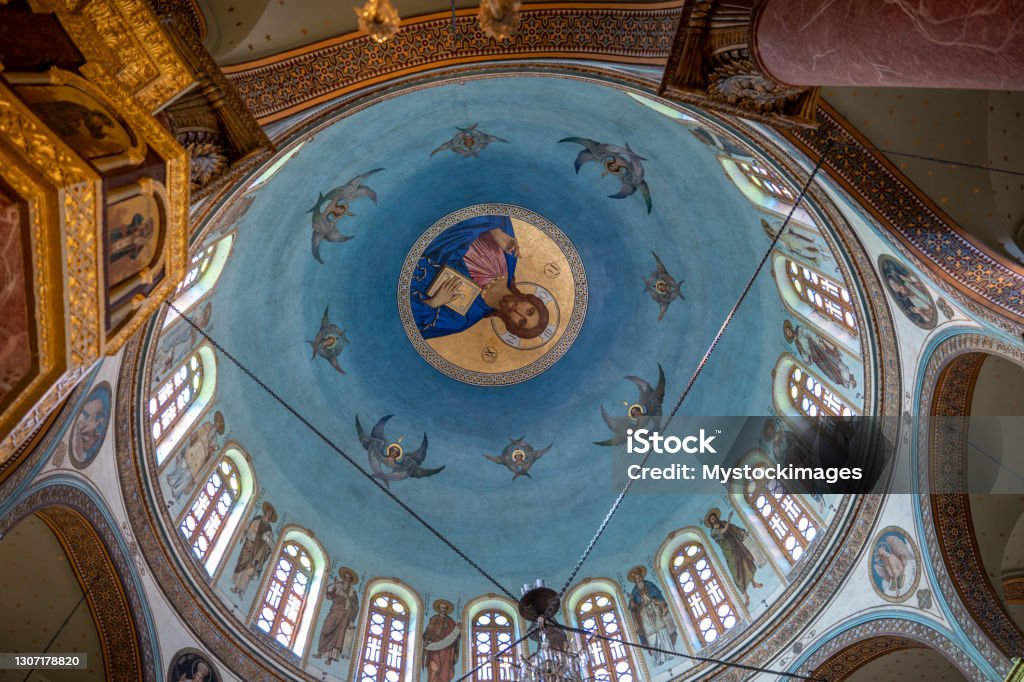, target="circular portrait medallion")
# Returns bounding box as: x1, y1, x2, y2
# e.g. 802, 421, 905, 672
867, 525, 921, 603
399, 204, 587, 385
878, 254, 937, 330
